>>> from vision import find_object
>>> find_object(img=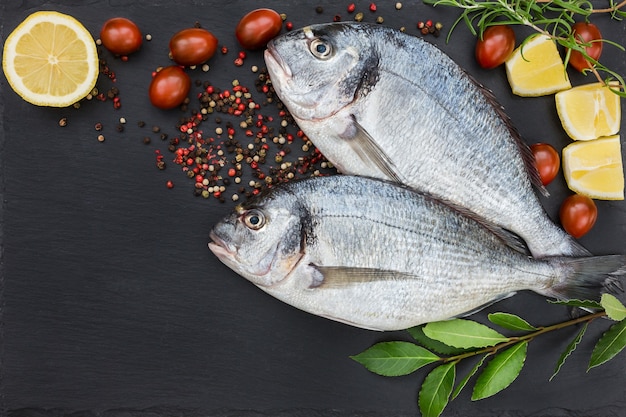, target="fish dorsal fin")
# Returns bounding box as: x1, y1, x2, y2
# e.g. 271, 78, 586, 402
469, 74, 548, 197
423, 192, 531, 256
309, 265, 419, 289
341, 115, 403, 183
